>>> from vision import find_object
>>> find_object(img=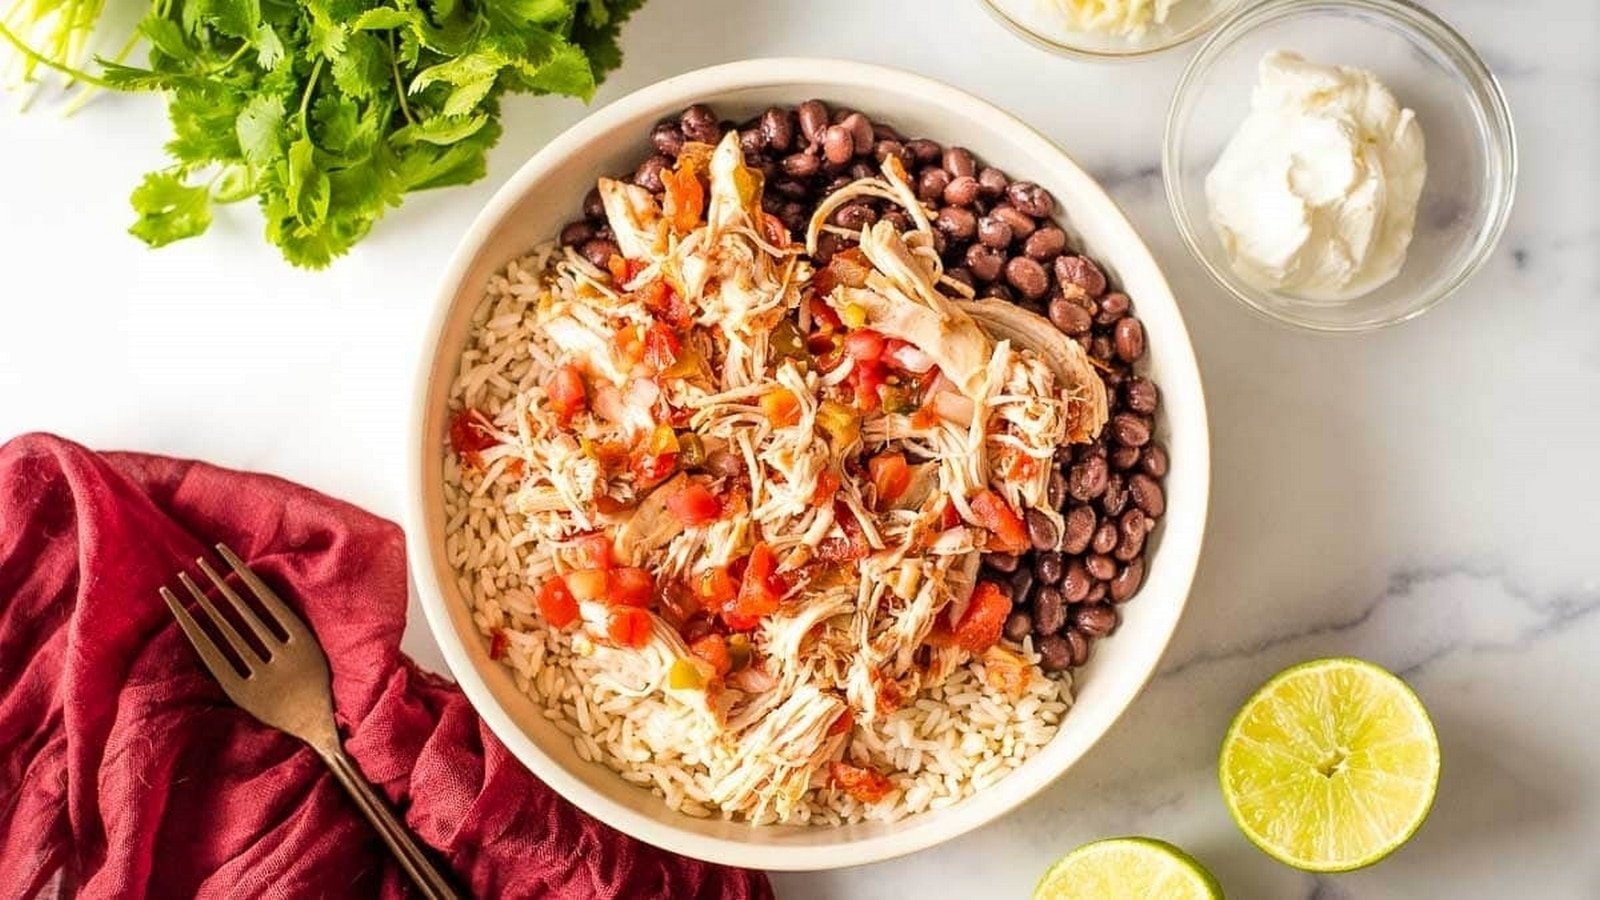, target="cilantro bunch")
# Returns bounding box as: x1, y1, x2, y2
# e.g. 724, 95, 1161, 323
105, 0, 642, 267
